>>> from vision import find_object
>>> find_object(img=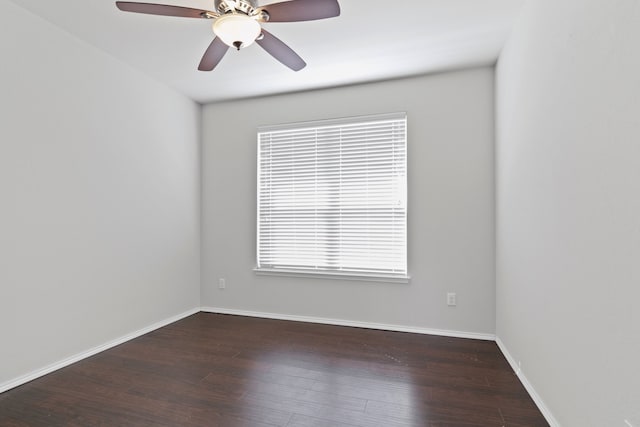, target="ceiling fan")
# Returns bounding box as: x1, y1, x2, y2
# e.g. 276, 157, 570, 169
115, 0, 340, 71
